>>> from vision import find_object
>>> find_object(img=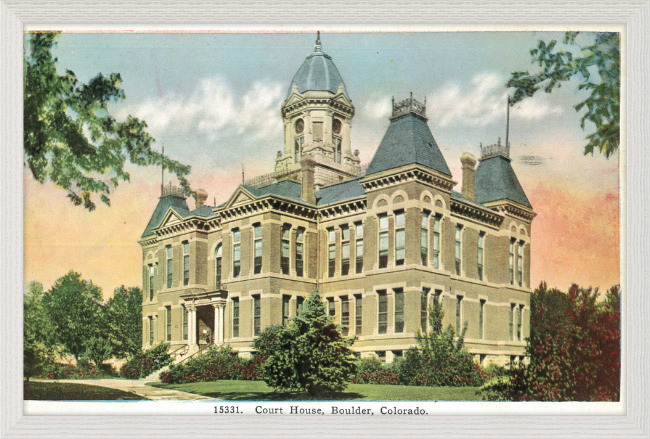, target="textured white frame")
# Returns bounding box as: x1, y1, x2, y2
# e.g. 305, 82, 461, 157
1, 1, 648, 438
